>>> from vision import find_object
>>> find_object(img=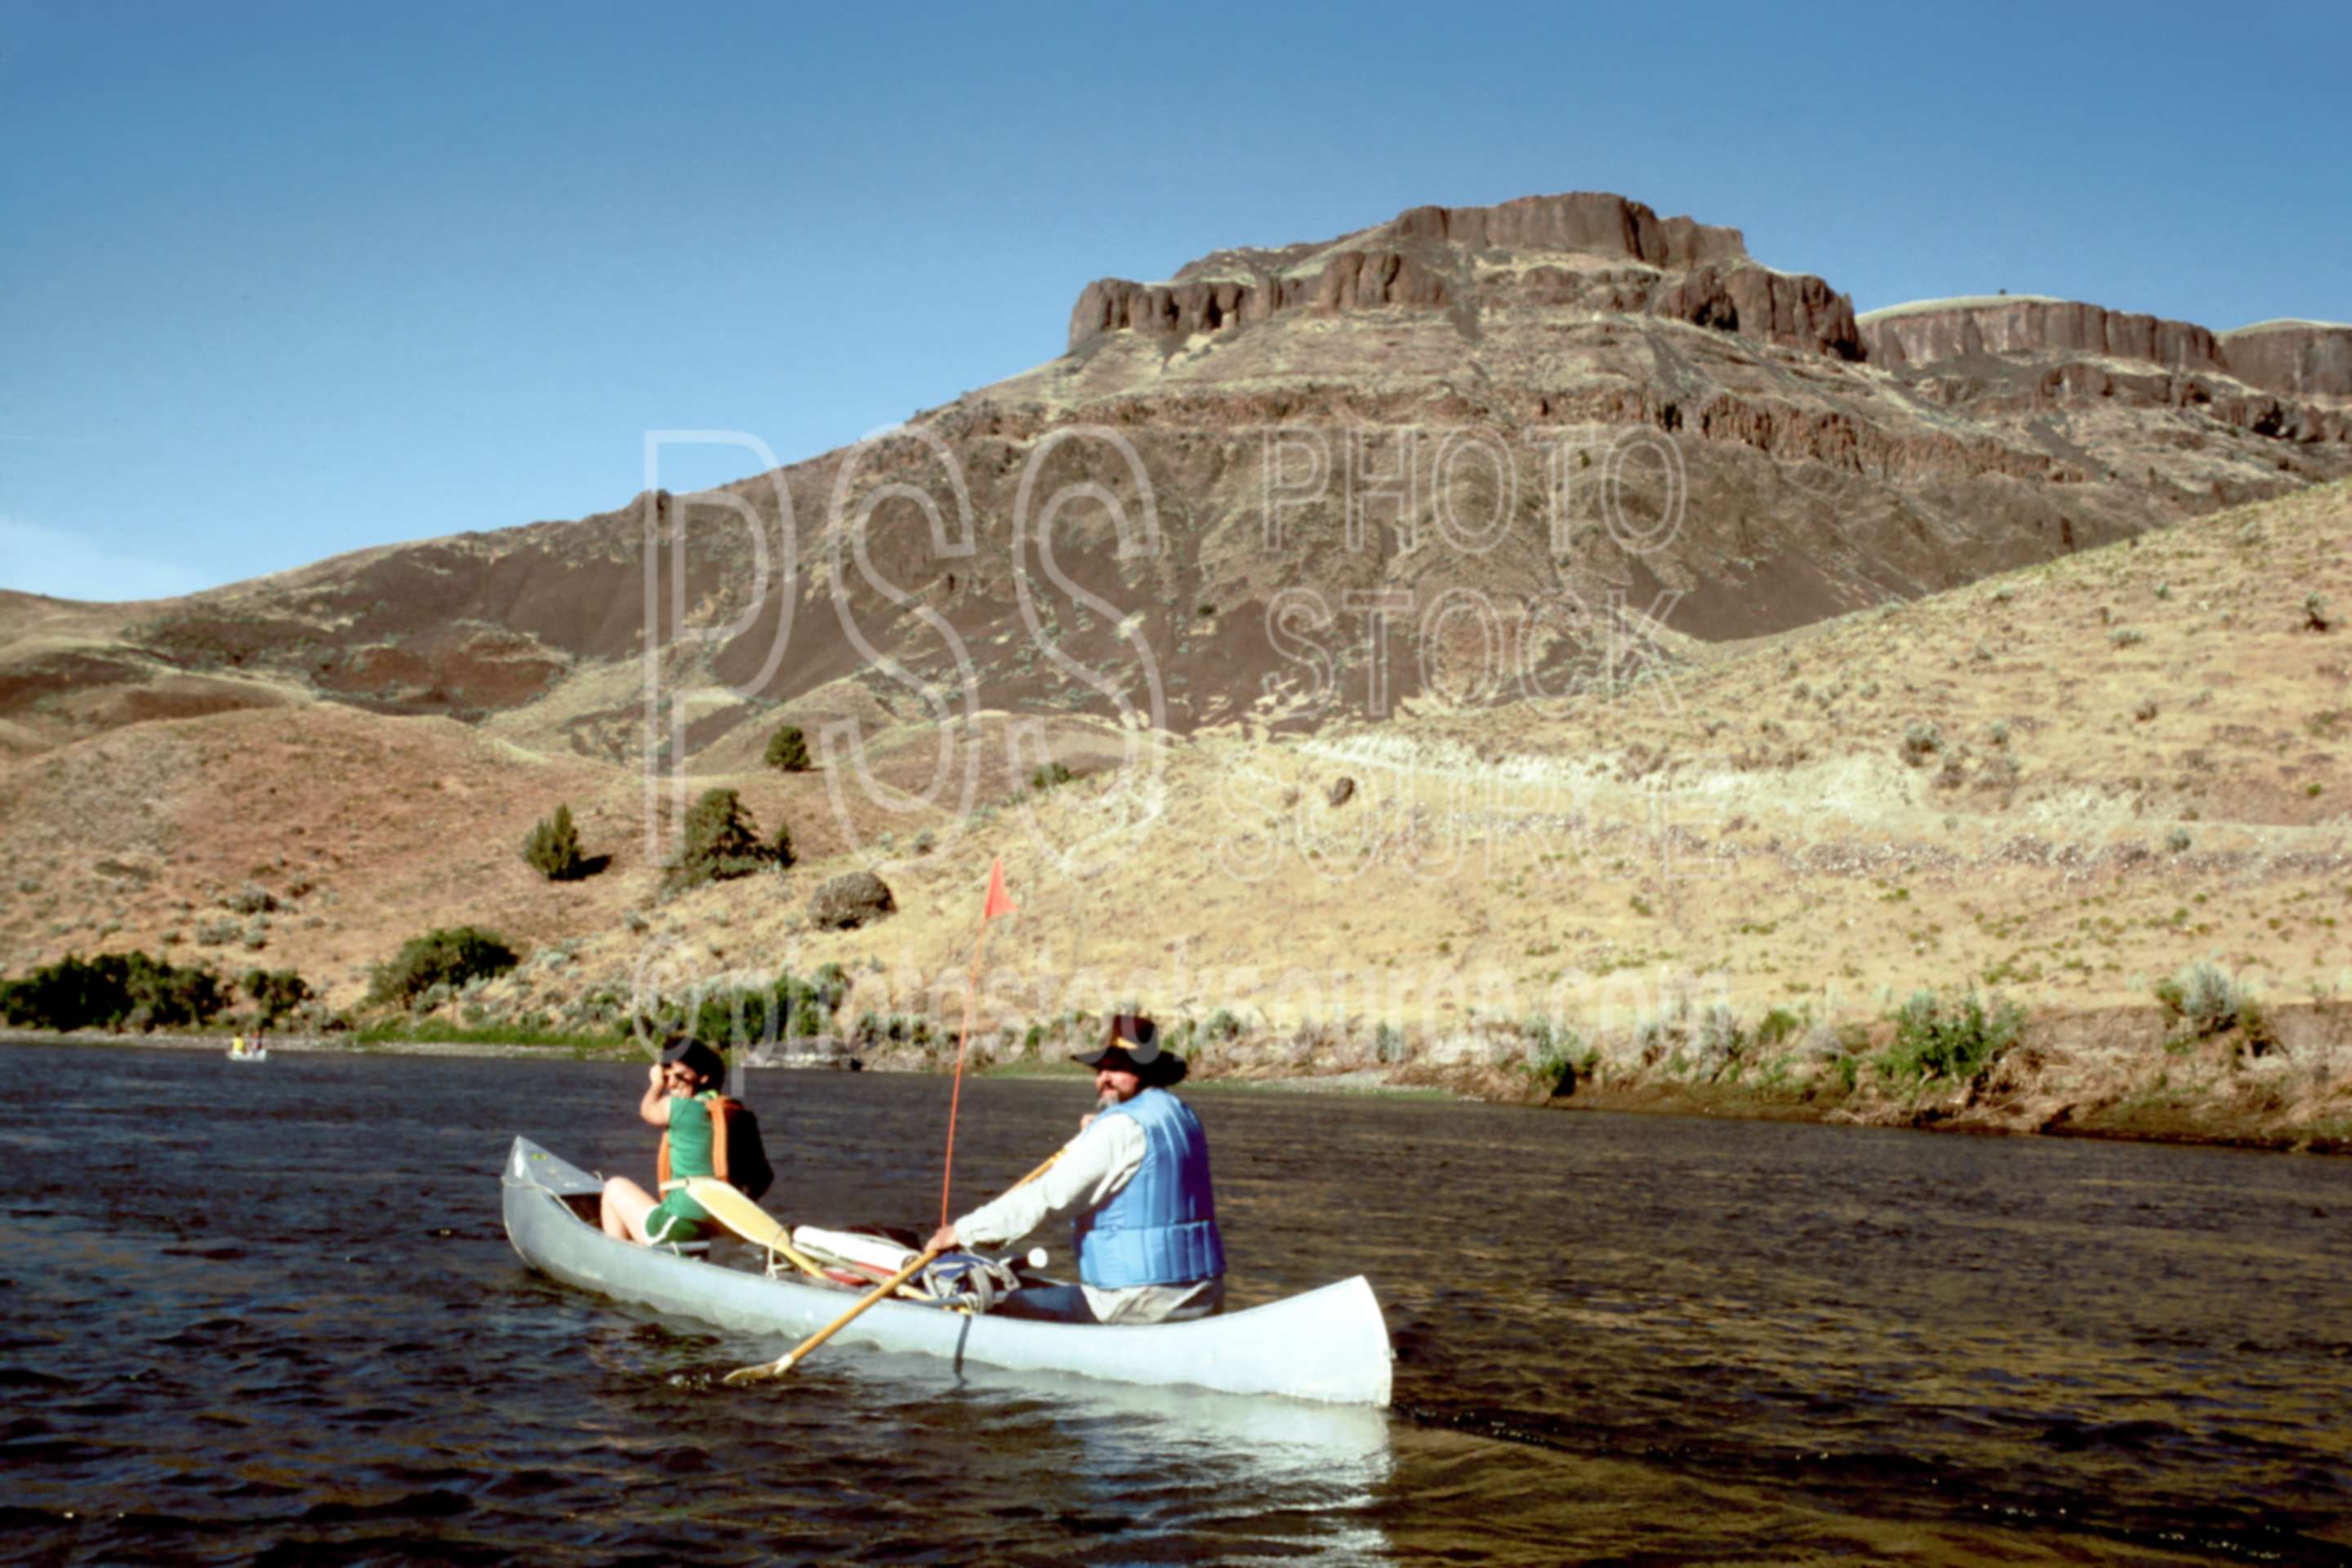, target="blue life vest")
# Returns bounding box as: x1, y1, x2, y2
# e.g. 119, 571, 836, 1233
1074, 1089, 1227, 1289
